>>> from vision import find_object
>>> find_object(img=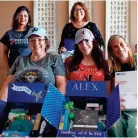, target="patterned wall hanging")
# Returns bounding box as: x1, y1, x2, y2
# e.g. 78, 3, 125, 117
34, 1, 57, 53
105, 0, 129, 59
